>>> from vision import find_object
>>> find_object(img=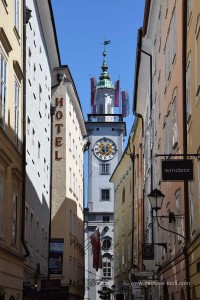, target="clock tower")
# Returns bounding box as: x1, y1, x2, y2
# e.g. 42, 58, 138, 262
84, 48, 126, 299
